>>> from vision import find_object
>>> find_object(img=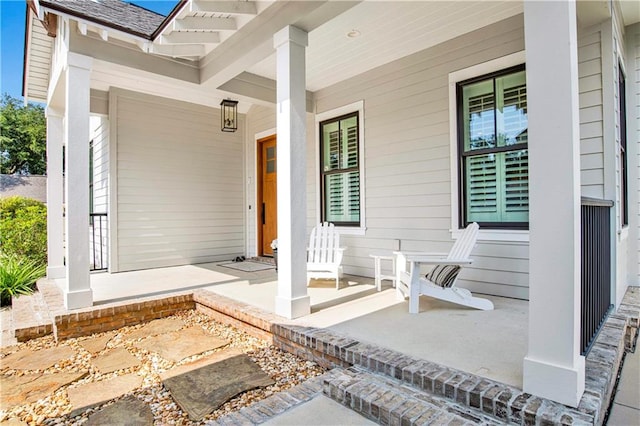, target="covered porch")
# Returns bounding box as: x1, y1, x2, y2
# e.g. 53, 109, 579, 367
22, 0, 639, 410
81, 264, 527, 388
